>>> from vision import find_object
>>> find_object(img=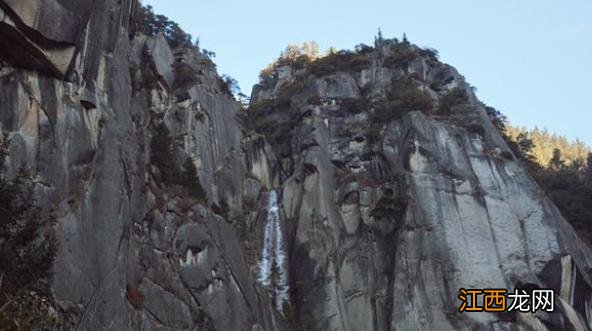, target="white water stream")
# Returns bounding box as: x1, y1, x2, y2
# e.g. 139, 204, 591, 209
258, 190, 289, 312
